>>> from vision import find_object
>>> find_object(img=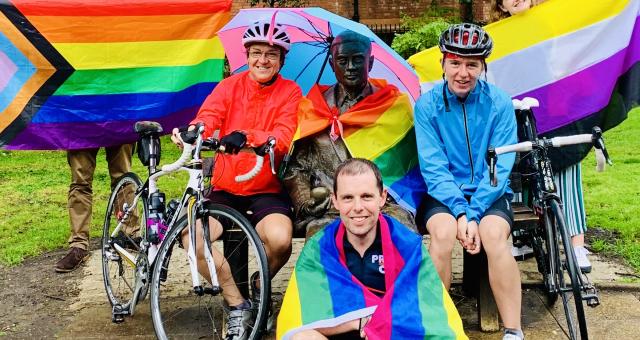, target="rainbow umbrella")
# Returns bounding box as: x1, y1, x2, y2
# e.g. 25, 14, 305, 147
217, 7, 420, 104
